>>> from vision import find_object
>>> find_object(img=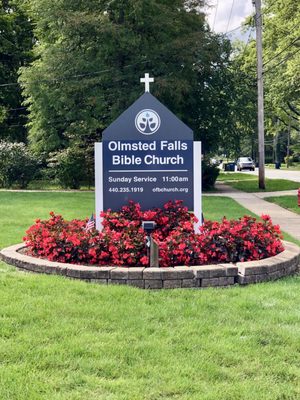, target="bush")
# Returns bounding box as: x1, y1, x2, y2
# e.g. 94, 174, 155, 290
47, 147, 87, 189
202, 160, 219, 189
0, 141, 38, 188
24, 201, 284, 267
284, 156, 293, 166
